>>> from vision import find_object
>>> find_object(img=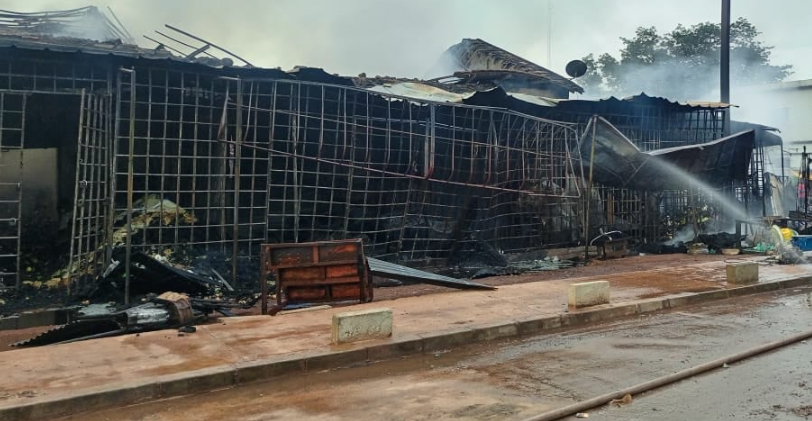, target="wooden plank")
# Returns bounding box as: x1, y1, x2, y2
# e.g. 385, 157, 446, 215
279, 277, 363, 286
269, 259, 358, 270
